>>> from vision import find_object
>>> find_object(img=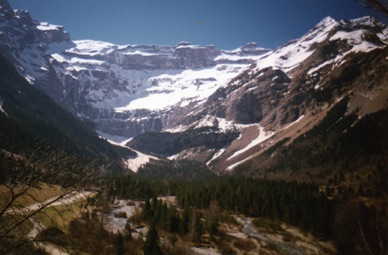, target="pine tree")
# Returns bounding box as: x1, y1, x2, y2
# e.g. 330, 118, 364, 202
115, 232, 125, 255
142, 197, 153, 222
166, 206, 179, 232
124, 220, 132, 240
144, 222, 162, 255
192, 210, 202, 243
179, 203, 190, 235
